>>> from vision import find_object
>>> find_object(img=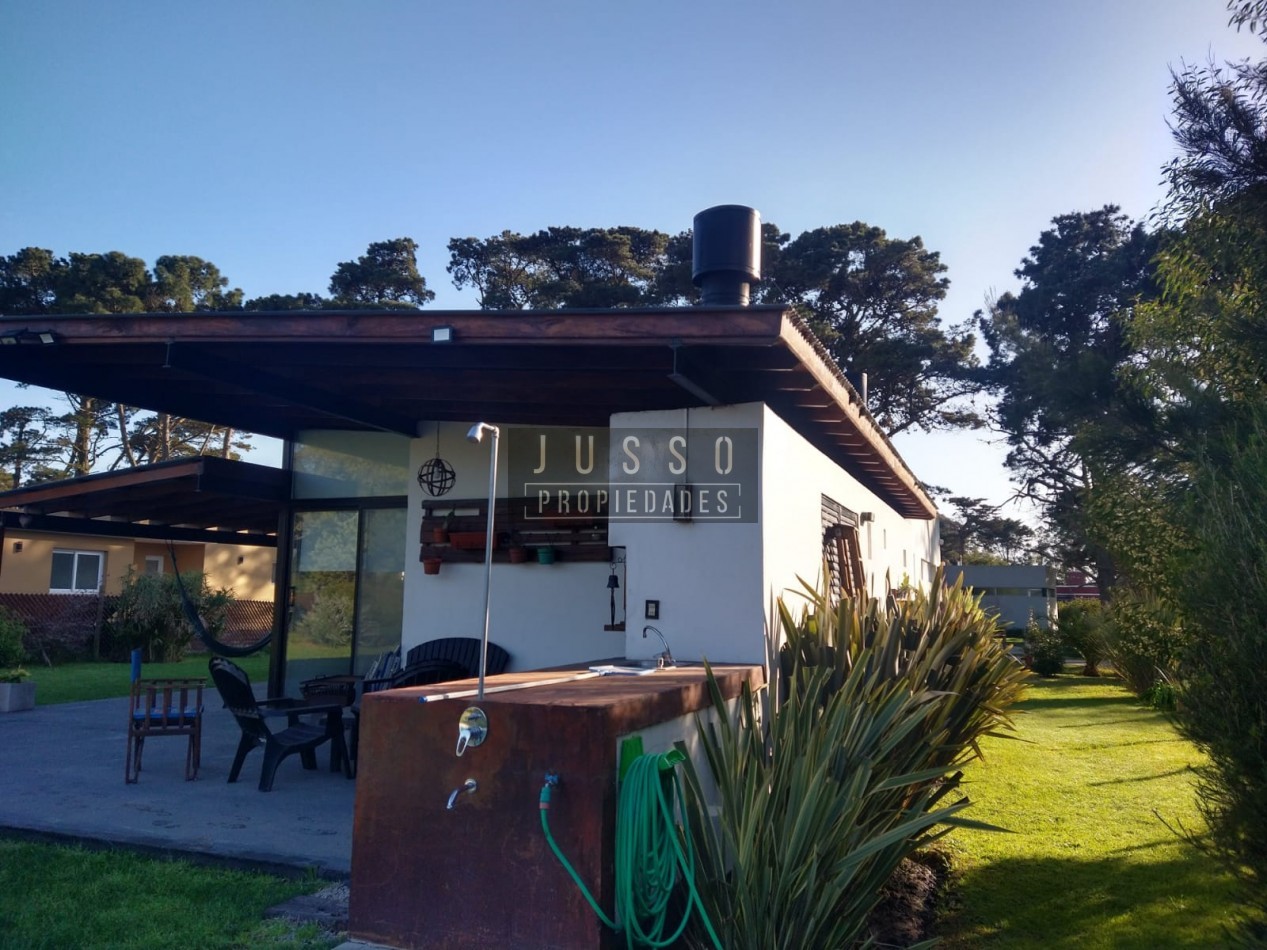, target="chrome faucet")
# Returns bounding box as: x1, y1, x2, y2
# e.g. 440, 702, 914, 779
642, 625, 675, 668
